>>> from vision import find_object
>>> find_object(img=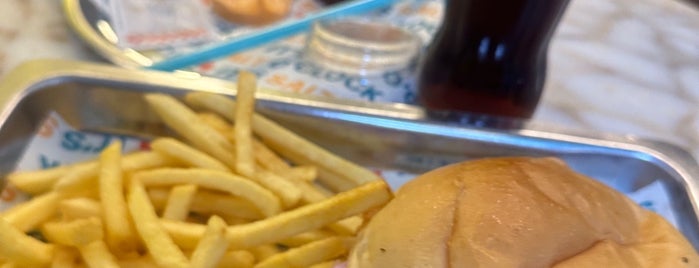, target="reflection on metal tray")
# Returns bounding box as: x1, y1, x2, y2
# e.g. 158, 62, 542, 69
1, 60, 698, 249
